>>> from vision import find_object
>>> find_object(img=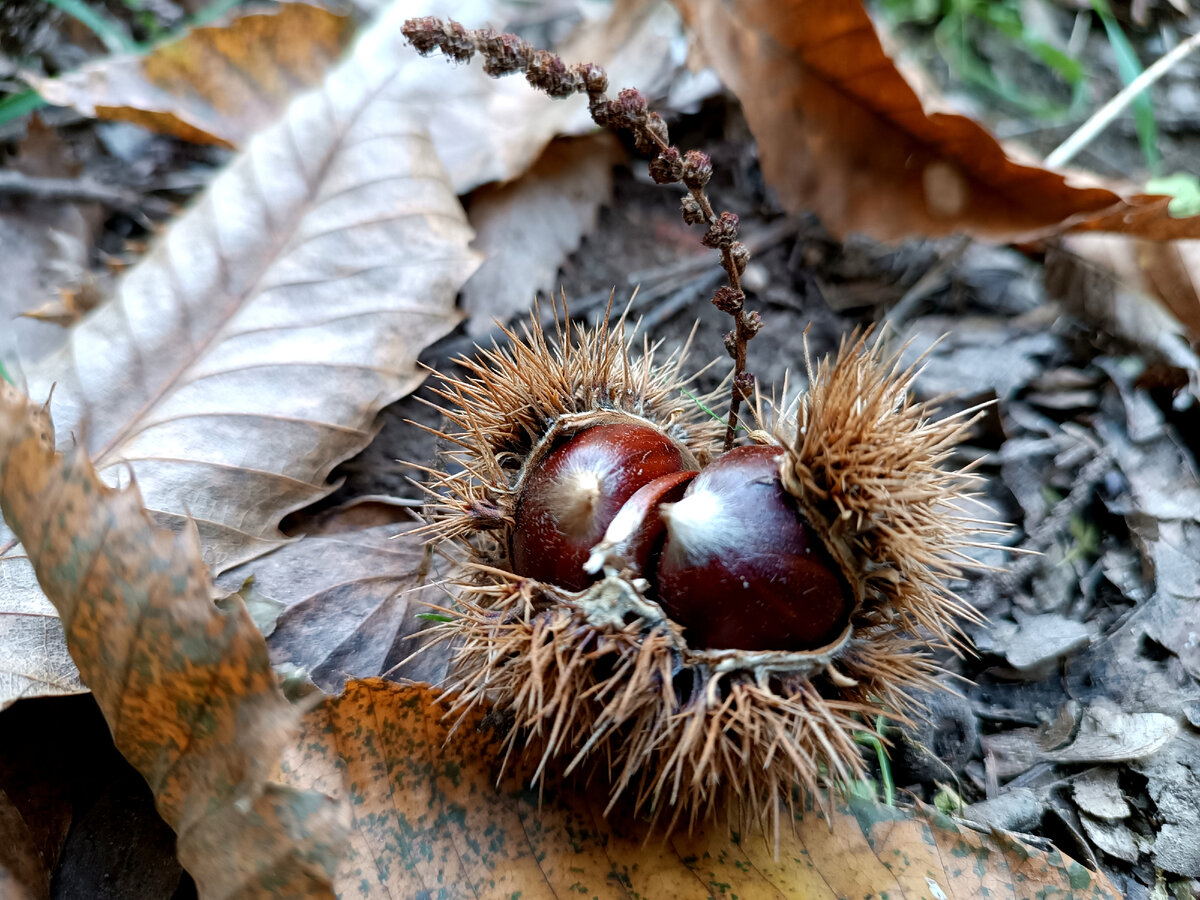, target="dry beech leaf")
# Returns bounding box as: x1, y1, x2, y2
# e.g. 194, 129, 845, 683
675, 0, 1200, 242
29, 4, 354, 148
1056, 235, 1200, 344
0, 2, 479, 708
462, 133, 622, 334
276, 678, 1119, 900
1045, 236, 1200, 379
0, 383, 347, 897
217, 524, 454, 691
